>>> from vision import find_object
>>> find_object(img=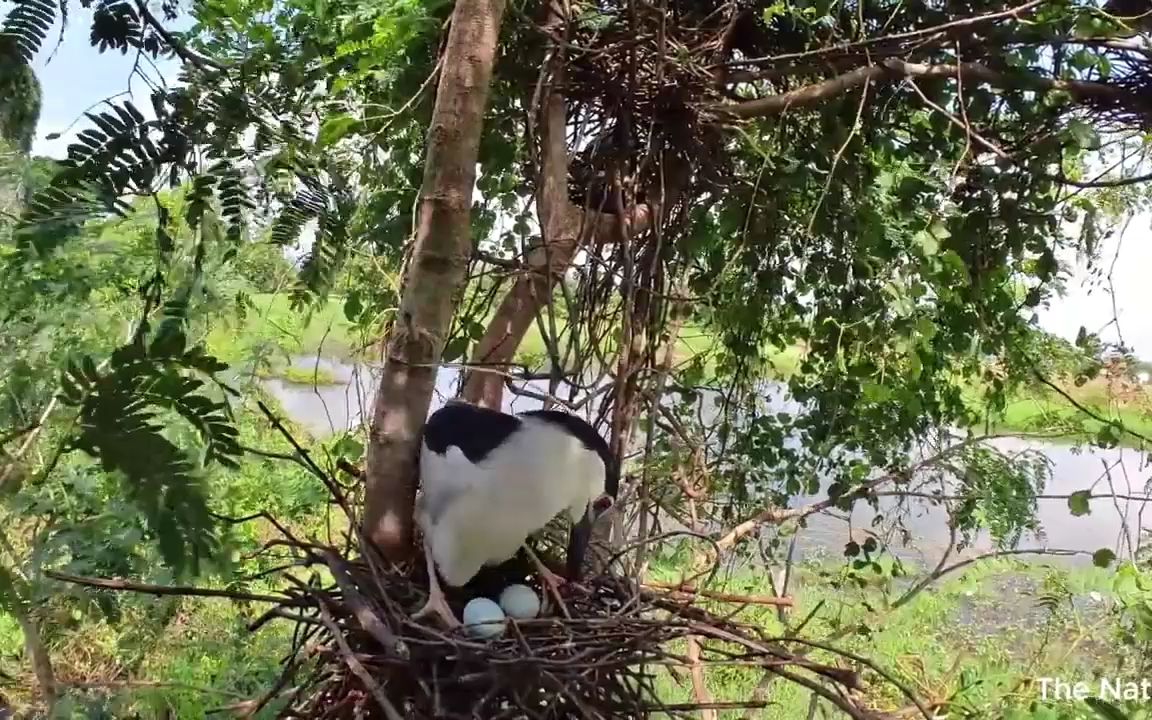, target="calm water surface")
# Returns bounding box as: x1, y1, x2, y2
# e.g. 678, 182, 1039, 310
261, 357, 1151, 567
